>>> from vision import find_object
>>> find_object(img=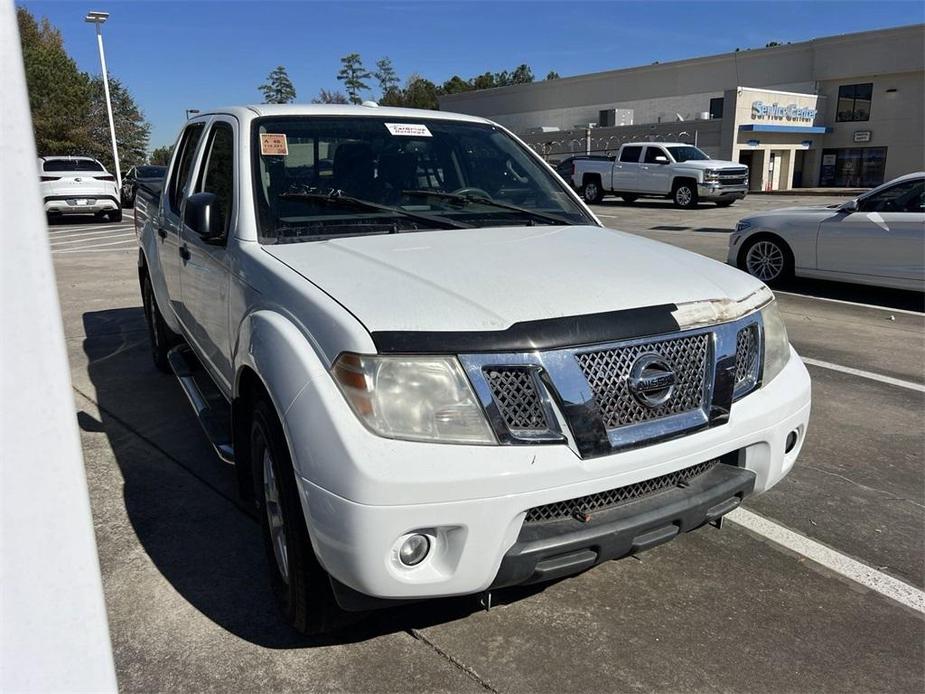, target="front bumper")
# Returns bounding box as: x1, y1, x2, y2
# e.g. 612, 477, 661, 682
290, 349, 810, 604
698, 183, 748, 201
